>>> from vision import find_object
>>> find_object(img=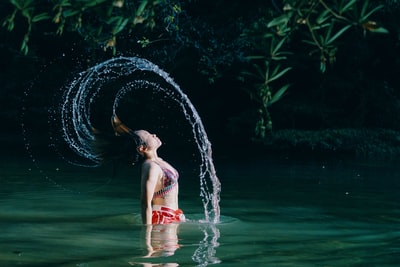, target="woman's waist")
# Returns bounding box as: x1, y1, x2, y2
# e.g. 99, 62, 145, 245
152, 204, 181, 213
152, 198, 178, 210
